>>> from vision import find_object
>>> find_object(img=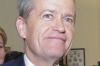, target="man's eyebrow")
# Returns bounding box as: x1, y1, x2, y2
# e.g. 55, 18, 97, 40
64, 14, 75, 18
39, 9, 76, 18
44, 9, 56, 12
39, 9, 56, 16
